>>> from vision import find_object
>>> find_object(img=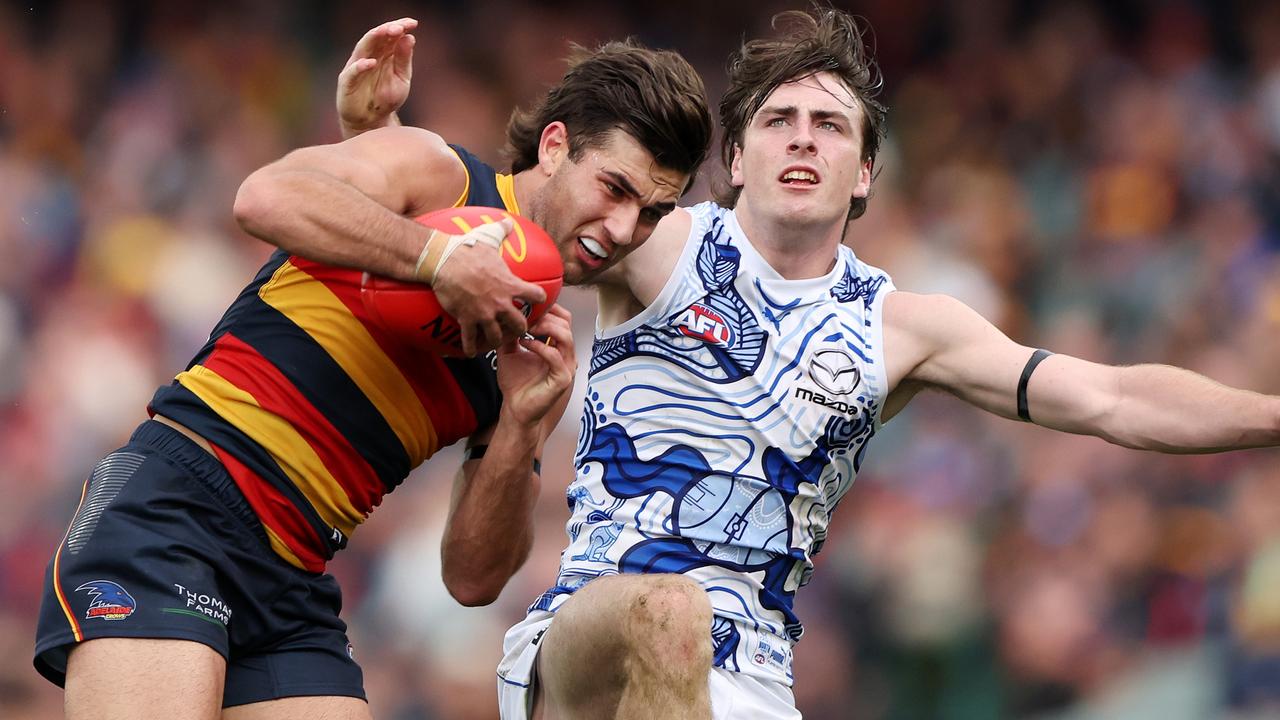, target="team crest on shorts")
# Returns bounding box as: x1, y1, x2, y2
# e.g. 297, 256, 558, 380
76, 580, 137, 621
